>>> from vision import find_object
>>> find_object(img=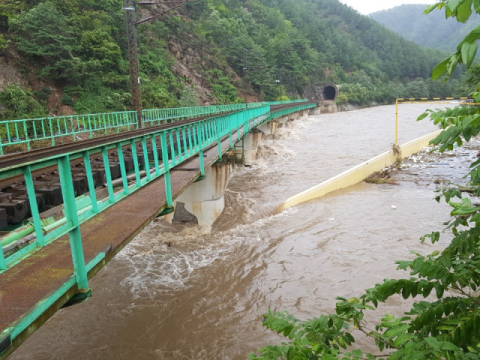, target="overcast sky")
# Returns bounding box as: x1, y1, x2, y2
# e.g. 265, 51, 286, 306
338, 0, 437, 15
